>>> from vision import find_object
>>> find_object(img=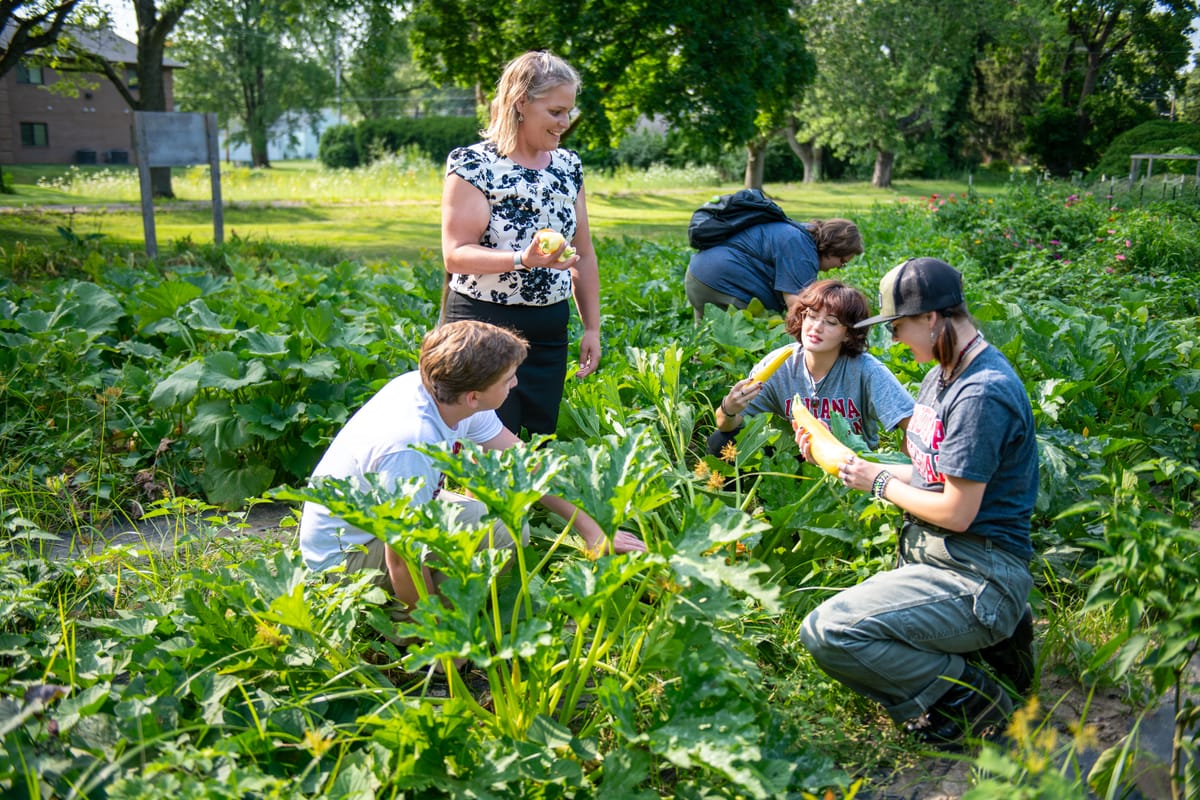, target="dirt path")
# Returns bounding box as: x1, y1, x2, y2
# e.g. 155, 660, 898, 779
860, 663, 1196, 799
